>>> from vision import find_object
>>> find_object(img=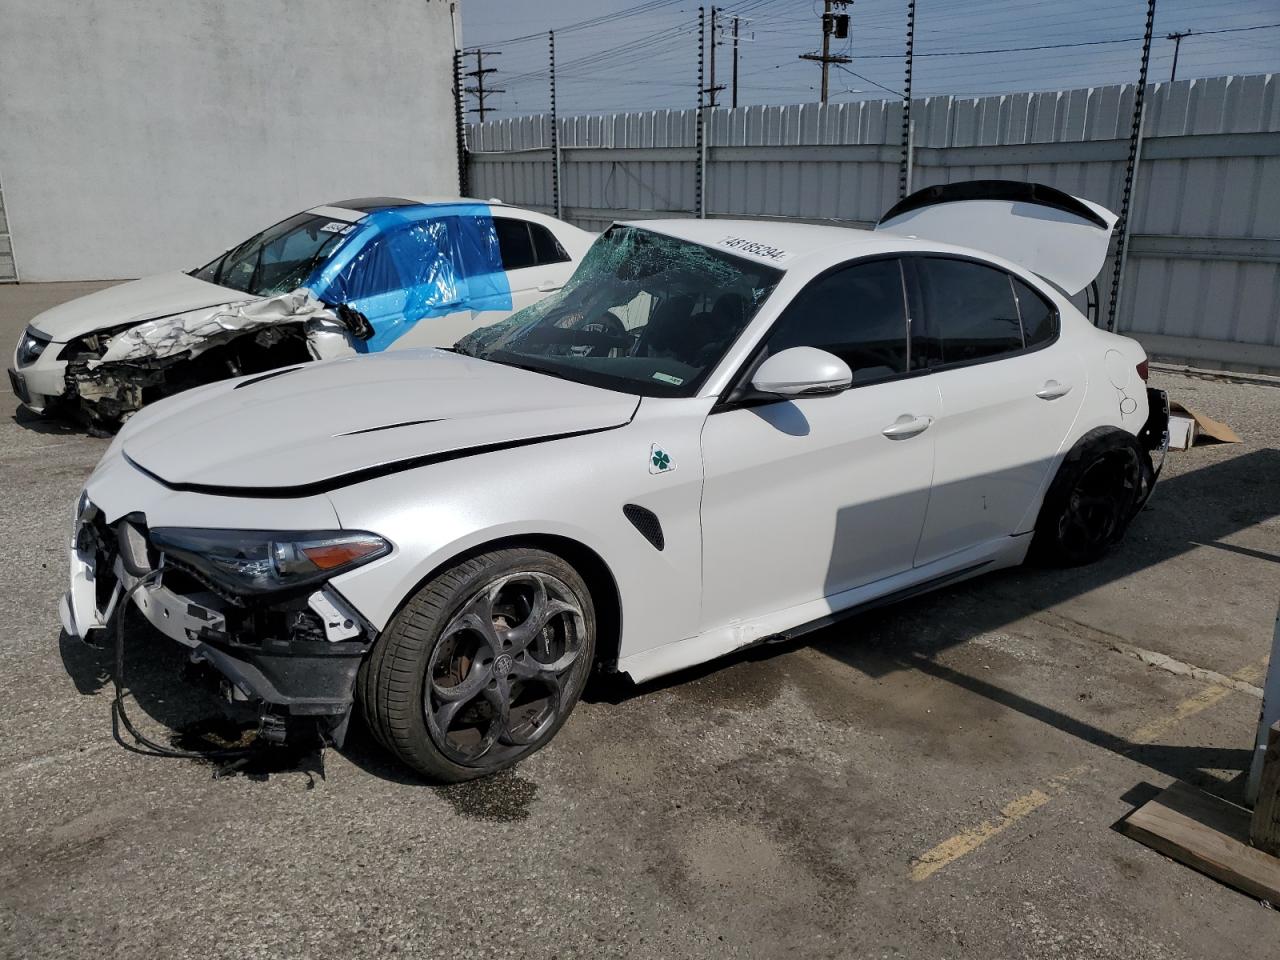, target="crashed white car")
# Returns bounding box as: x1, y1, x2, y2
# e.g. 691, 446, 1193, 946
63, 181, 1167, 781
9, 197, 591, 431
